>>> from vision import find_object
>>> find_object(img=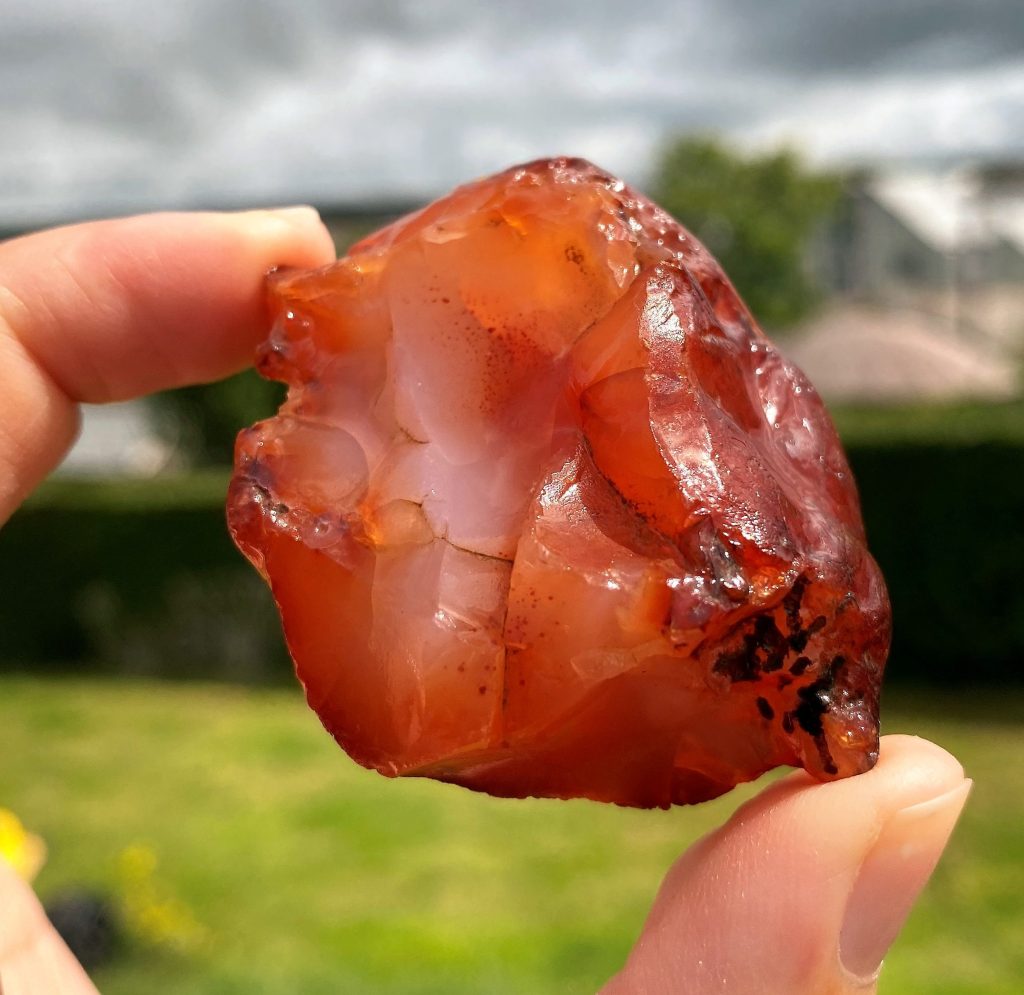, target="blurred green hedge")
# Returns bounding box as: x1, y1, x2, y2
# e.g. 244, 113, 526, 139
0, 472, 290, 683
1, 435, 1022, 684
849, 441, 1023, 683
